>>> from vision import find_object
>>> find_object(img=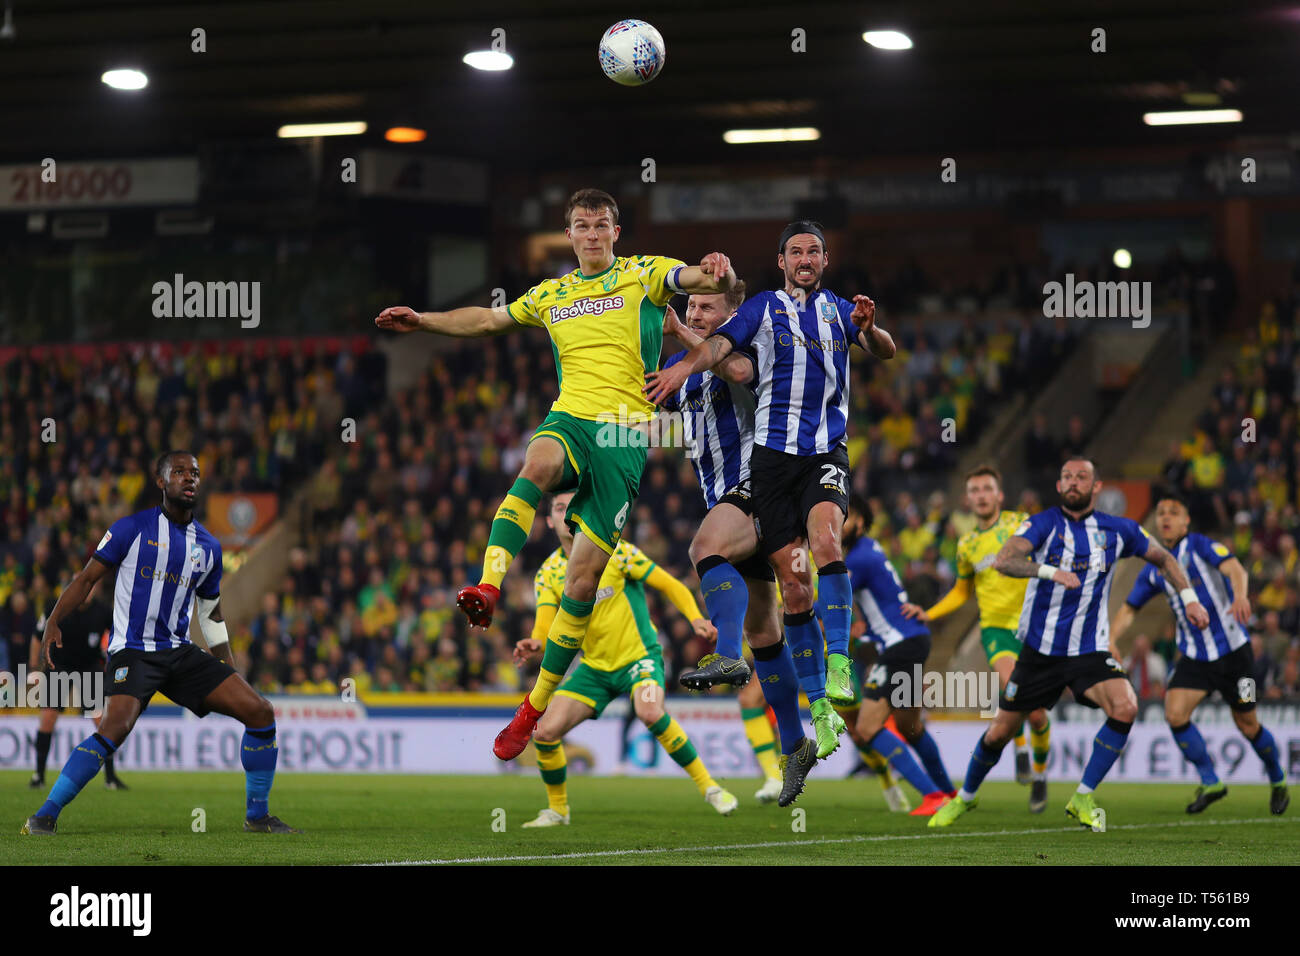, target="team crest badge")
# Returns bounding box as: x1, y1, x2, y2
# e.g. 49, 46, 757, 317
1005, 681, 1018, 700
191, 545, 204, 566
1237, 677, 1256, 704
114, 667, 129, 683
1091, 531, 1109, 549
818, 299, 838, 323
